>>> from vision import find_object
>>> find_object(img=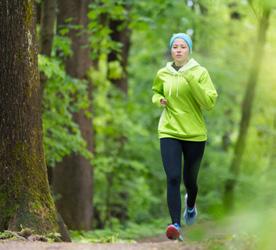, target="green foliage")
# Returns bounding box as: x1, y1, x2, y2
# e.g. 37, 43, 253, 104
88, 0, 128, 59
86, 0, 253, 226
39, 54, 92, 167
128, 0, 276, 221
0, 231, 15, 240
88, 55, 158, 226
0, 228, 61, 242
70, 219, 165, 243
37, 2, 276, 248
52, 34, 72, 58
